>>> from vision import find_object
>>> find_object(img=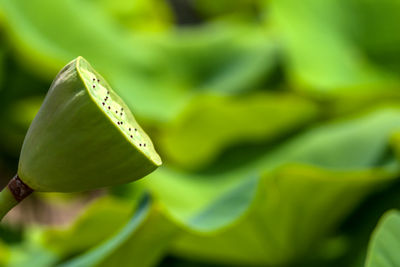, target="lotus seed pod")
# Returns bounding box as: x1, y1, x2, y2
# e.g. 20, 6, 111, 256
17, 57, 162, 192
